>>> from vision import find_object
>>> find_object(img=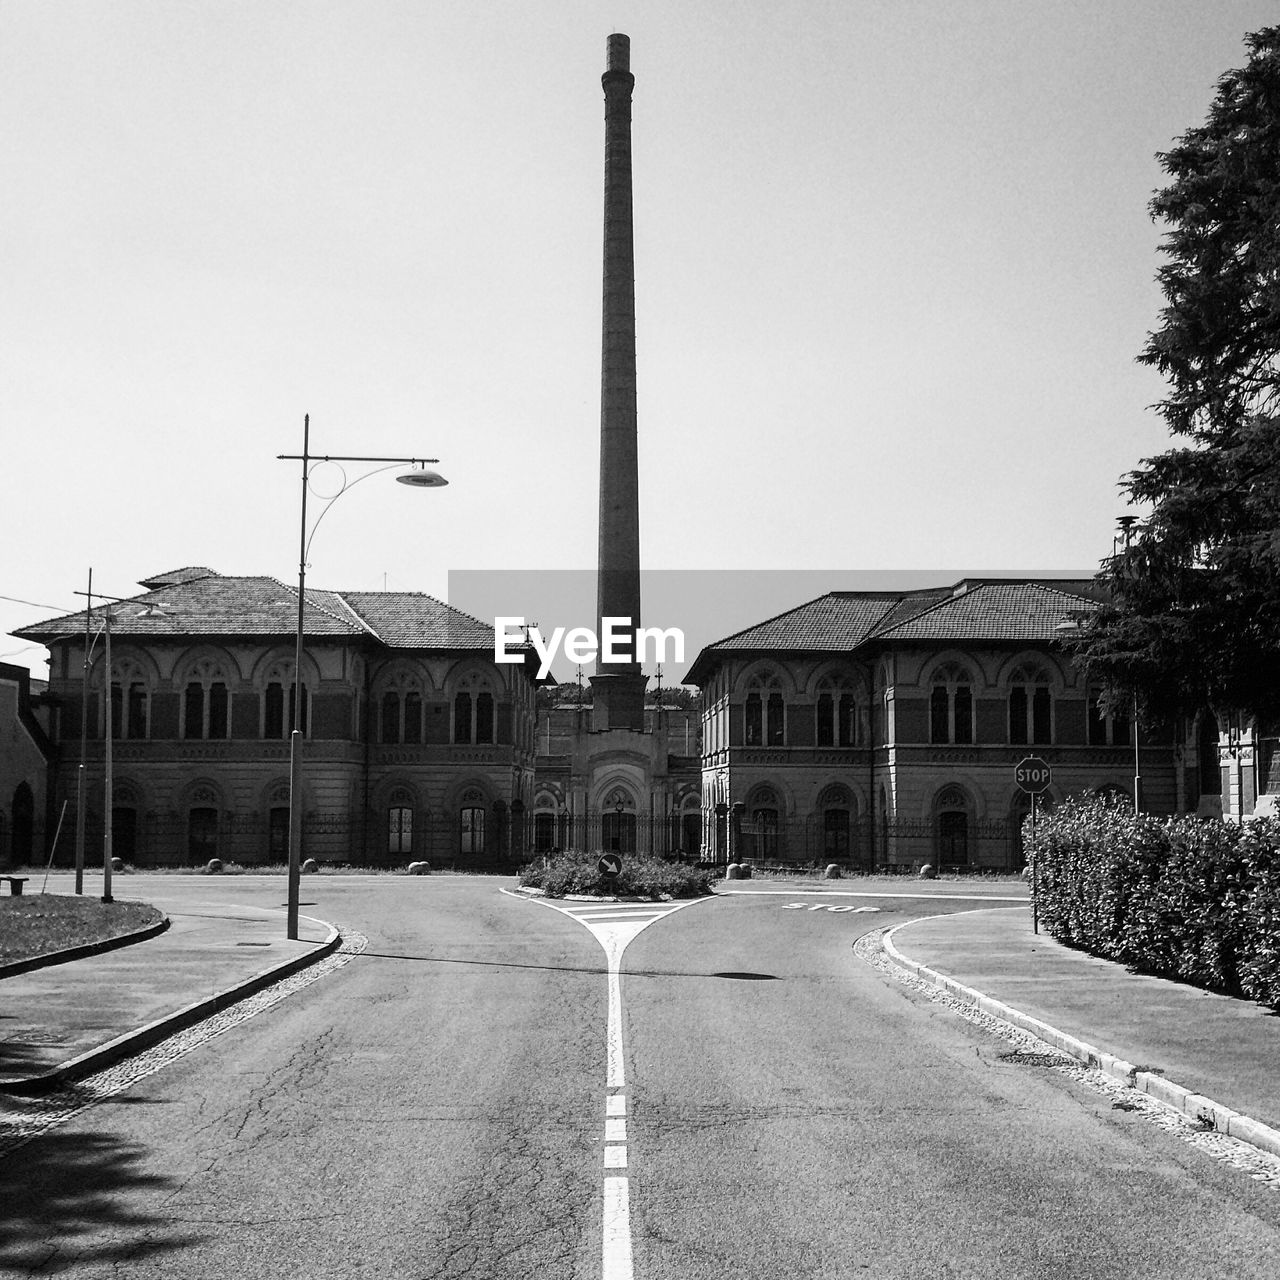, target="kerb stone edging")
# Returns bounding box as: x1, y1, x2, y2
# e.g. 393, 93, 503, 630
0, 916, 171, 981
0, 915, 342, 1095
881, 912, 1280, 1162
